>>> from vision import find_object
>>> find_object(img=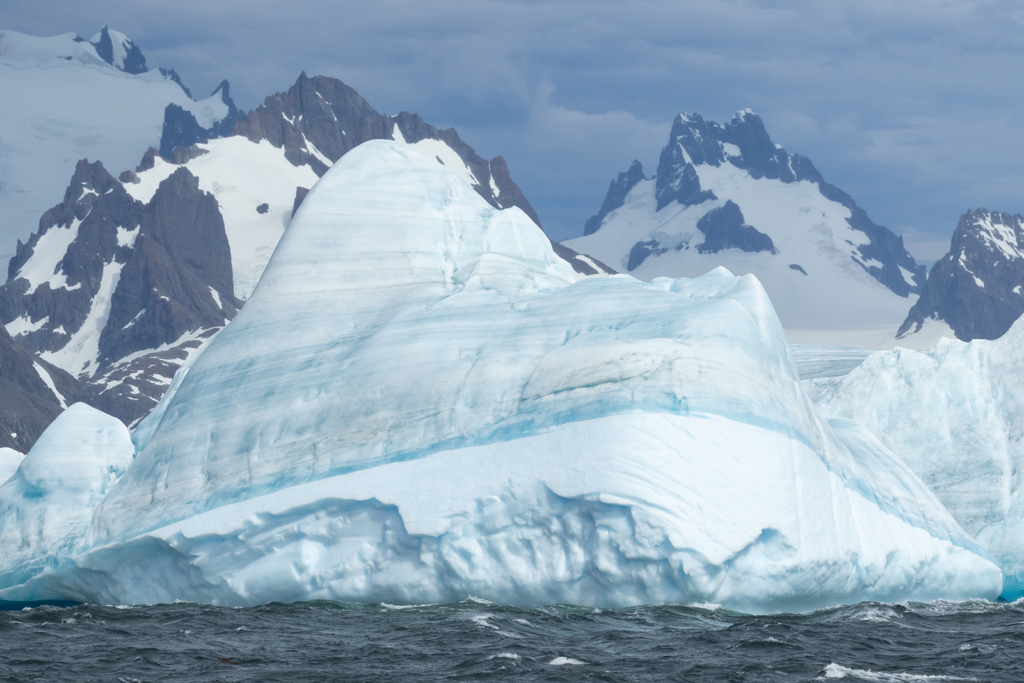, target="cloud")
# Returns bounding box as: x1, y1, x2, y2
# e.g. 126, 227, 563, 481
3, 0, 1024, 256
461, 79, 669, 239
